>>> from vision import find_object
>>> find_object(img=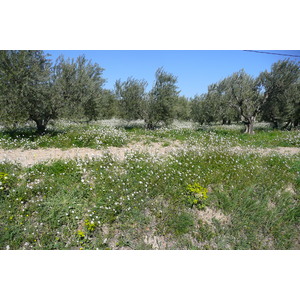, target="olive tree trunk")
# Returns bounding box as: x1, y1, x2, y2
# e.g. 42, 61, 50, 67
243, 117, 255, 134
33, 119, 48, 134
